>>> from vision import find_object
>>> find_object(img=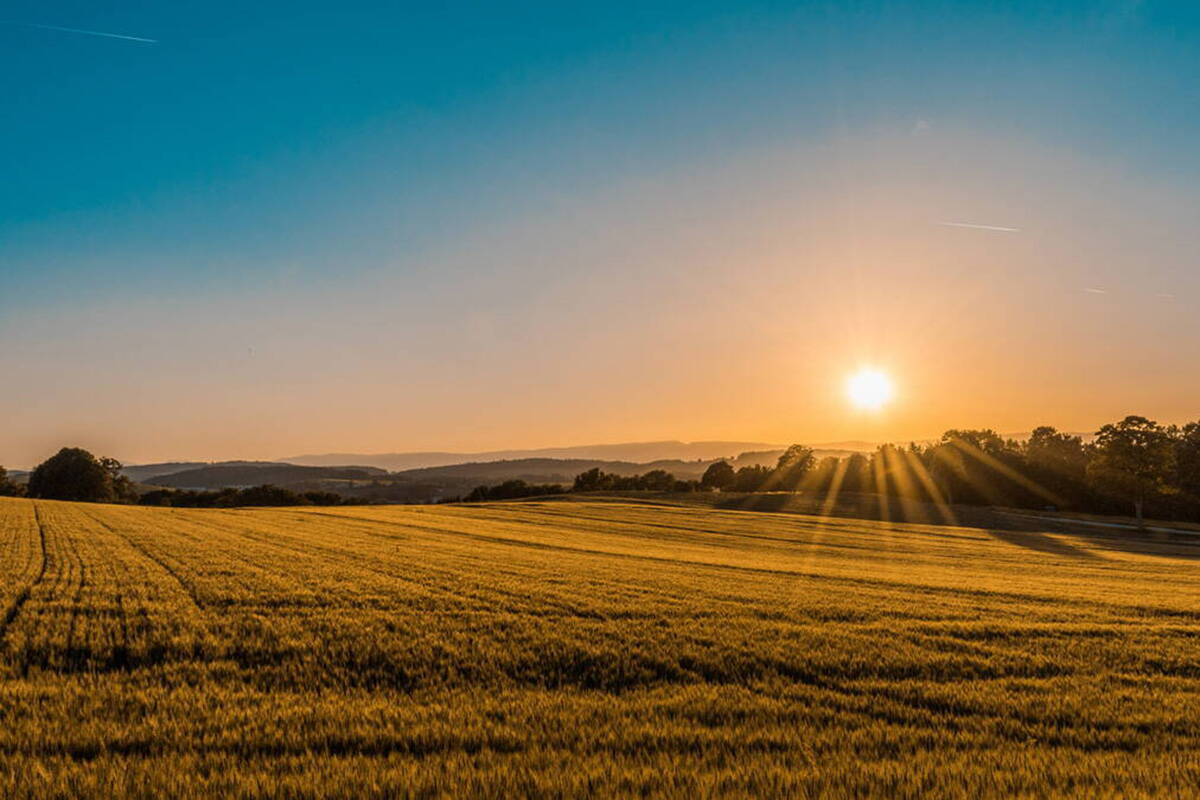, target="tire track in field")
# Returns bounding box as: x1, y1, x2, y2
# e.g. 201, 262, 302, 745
193, 511, 513, 612
62, 534, 88, 662
253, 510, 627, 618
0, 502, 49, 648
81, 510, 206, 613
184, 509, 617, 620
